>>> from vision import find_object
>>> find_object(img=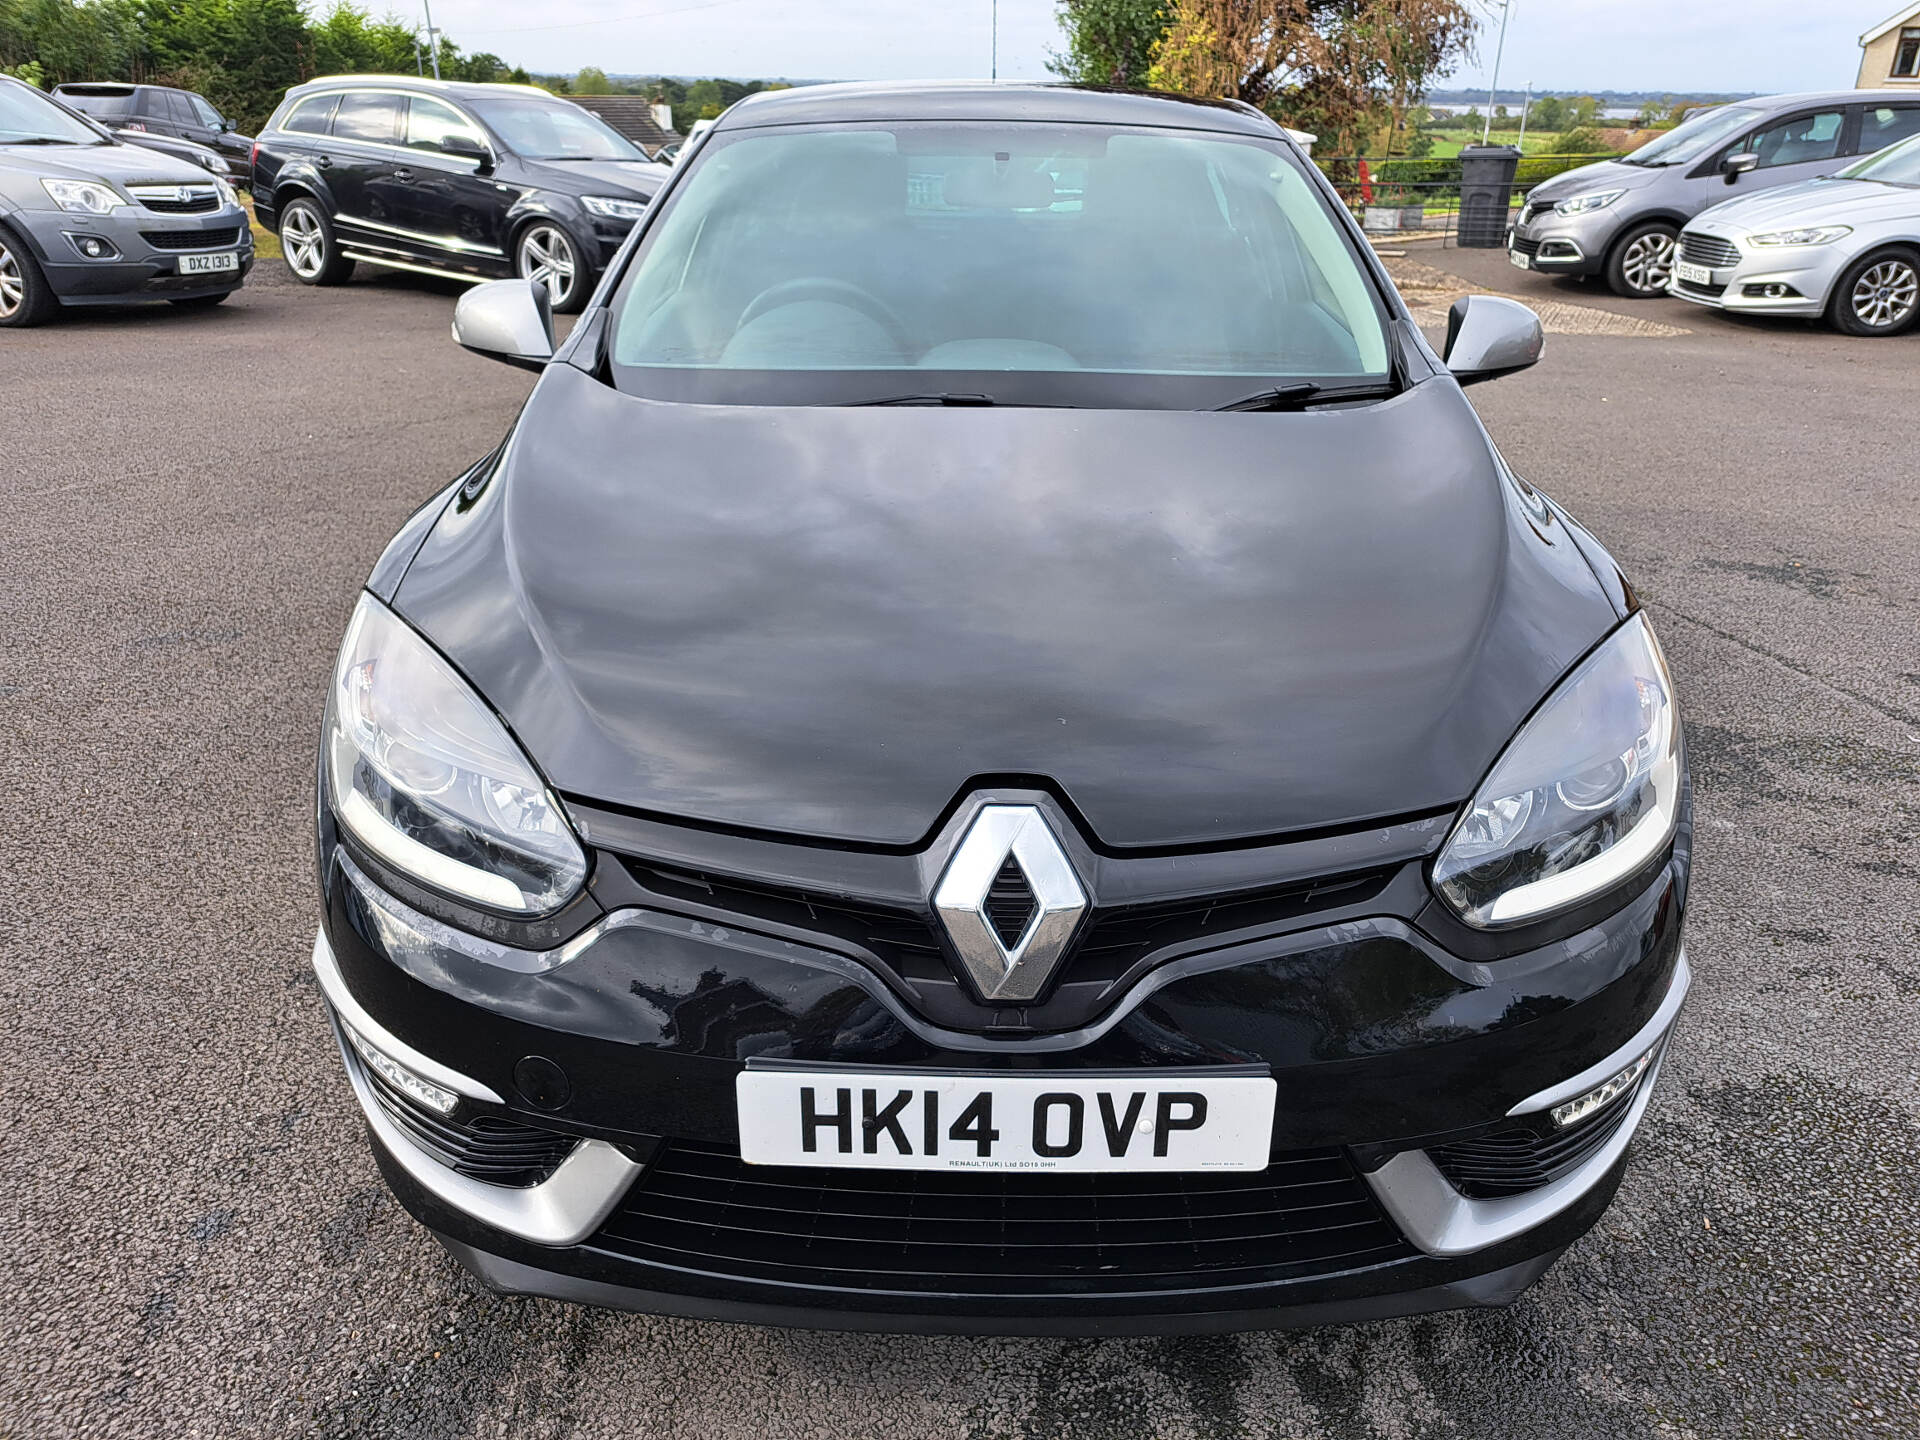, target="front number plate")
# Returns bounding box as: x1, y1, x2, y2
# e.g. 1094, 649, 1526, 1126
178, 251, 239, 274
1673, 260, 1713, 286
1508, 248, 1533, 270
736, 1070, 1278, 1173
